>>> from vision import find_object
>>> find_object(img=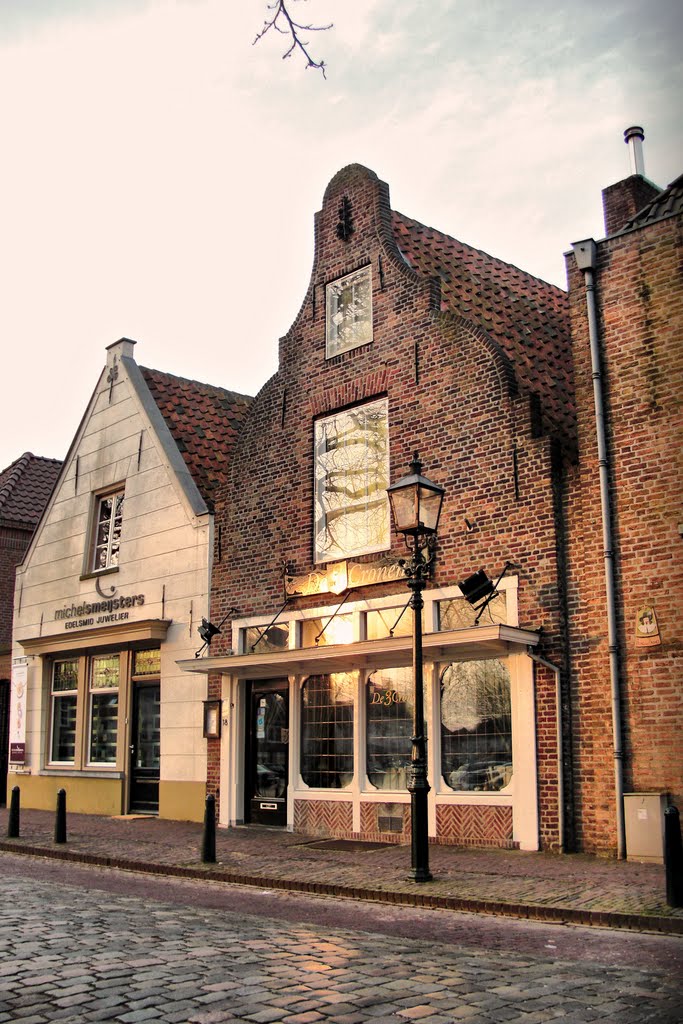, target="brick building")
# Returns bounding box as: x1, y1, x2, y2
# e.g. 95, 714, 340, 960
9, 340, 250, 820
0, 453, 61, 803
565, 136, 683, 855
